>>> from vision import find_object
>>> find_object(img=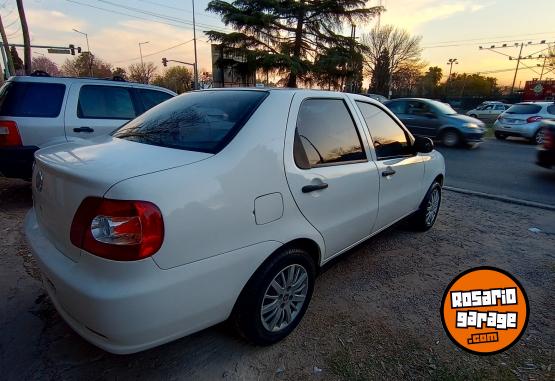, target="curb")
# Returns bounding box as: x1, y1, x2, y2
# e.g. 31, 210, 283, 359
443, 186, 555, 212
